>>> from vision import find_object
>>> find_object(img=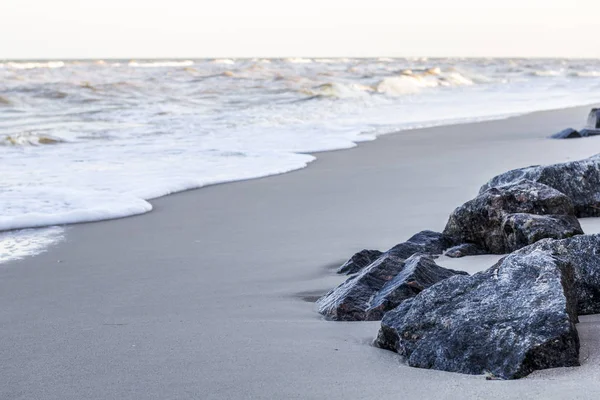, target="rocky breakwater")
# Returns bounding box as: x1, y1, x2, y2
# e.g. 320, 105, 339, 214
318, 153, 600, 379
